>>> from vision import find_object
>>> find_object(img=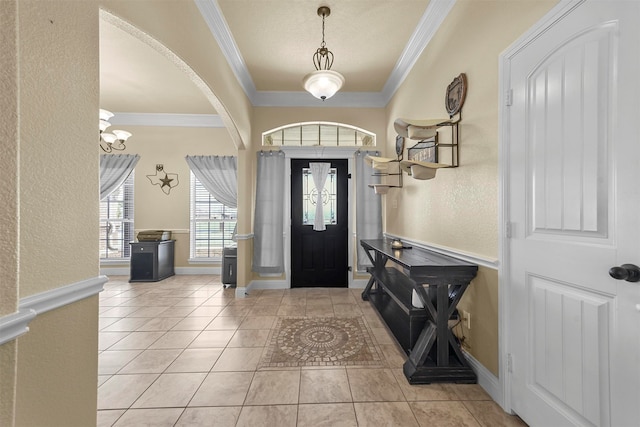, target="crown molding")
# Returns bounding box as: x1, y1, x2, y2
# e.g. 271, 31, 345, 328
381, 0, 457, 104
110, 112, 226, 127
195, 0, 456, 108
194, 0, 257, 100
251, 91, 387, 108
